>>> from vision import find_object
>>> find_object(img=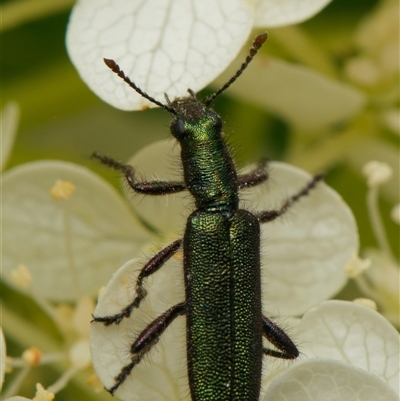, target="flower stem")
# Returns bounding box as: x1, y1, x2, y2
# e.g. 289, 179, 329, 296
47, 366, 79, 394
366, 186, 394, 260
2, 366, 30, 398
